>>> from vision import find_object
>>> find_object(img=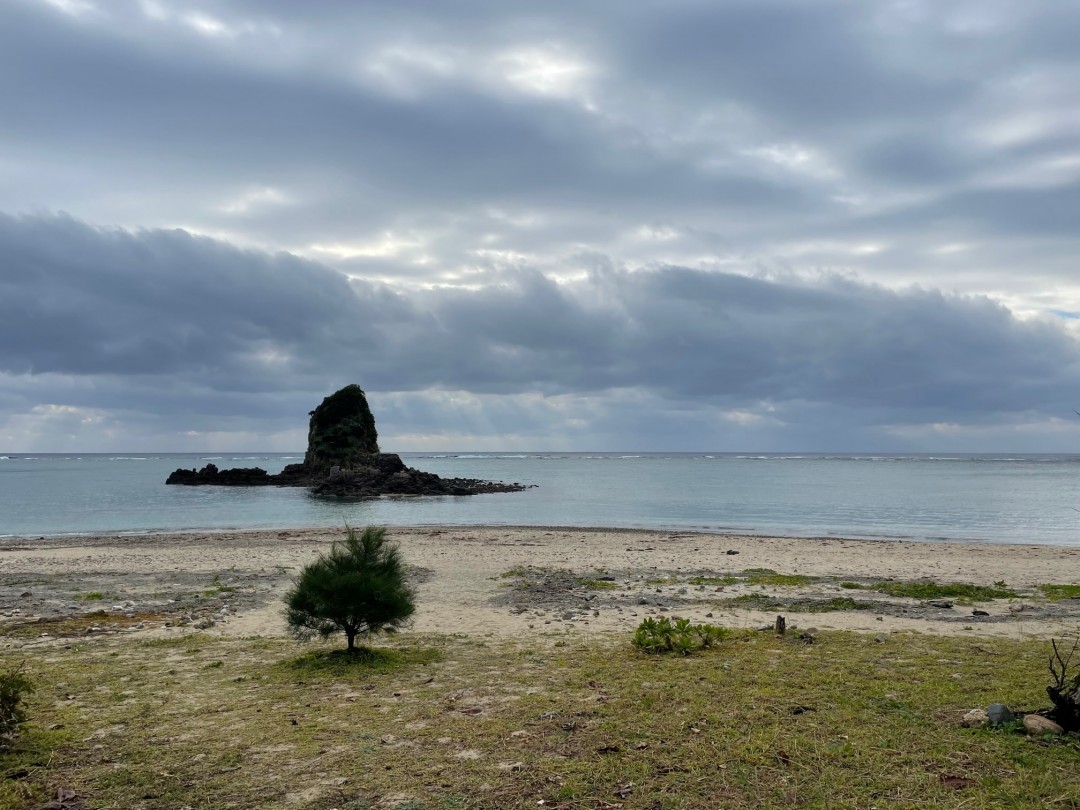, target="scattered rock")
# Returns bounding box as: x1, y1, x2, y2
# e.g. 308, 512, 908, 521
961, 708, 989, 728
726, 549, 739, 555
1023, 714, 1064, 736
986, 703, 1015, 726
972, 609, 990, 616
926, 599, 954, 609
